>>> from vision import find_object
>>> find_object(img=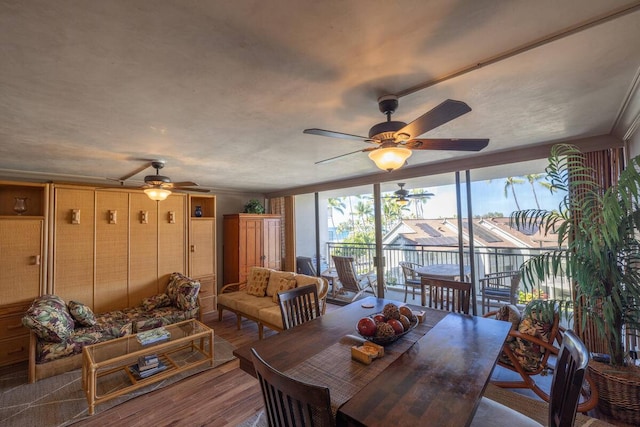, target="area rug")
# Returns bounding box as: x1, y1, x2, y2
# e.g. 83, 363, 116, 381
237, 409, 267, 427
0, 335, 236, 427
